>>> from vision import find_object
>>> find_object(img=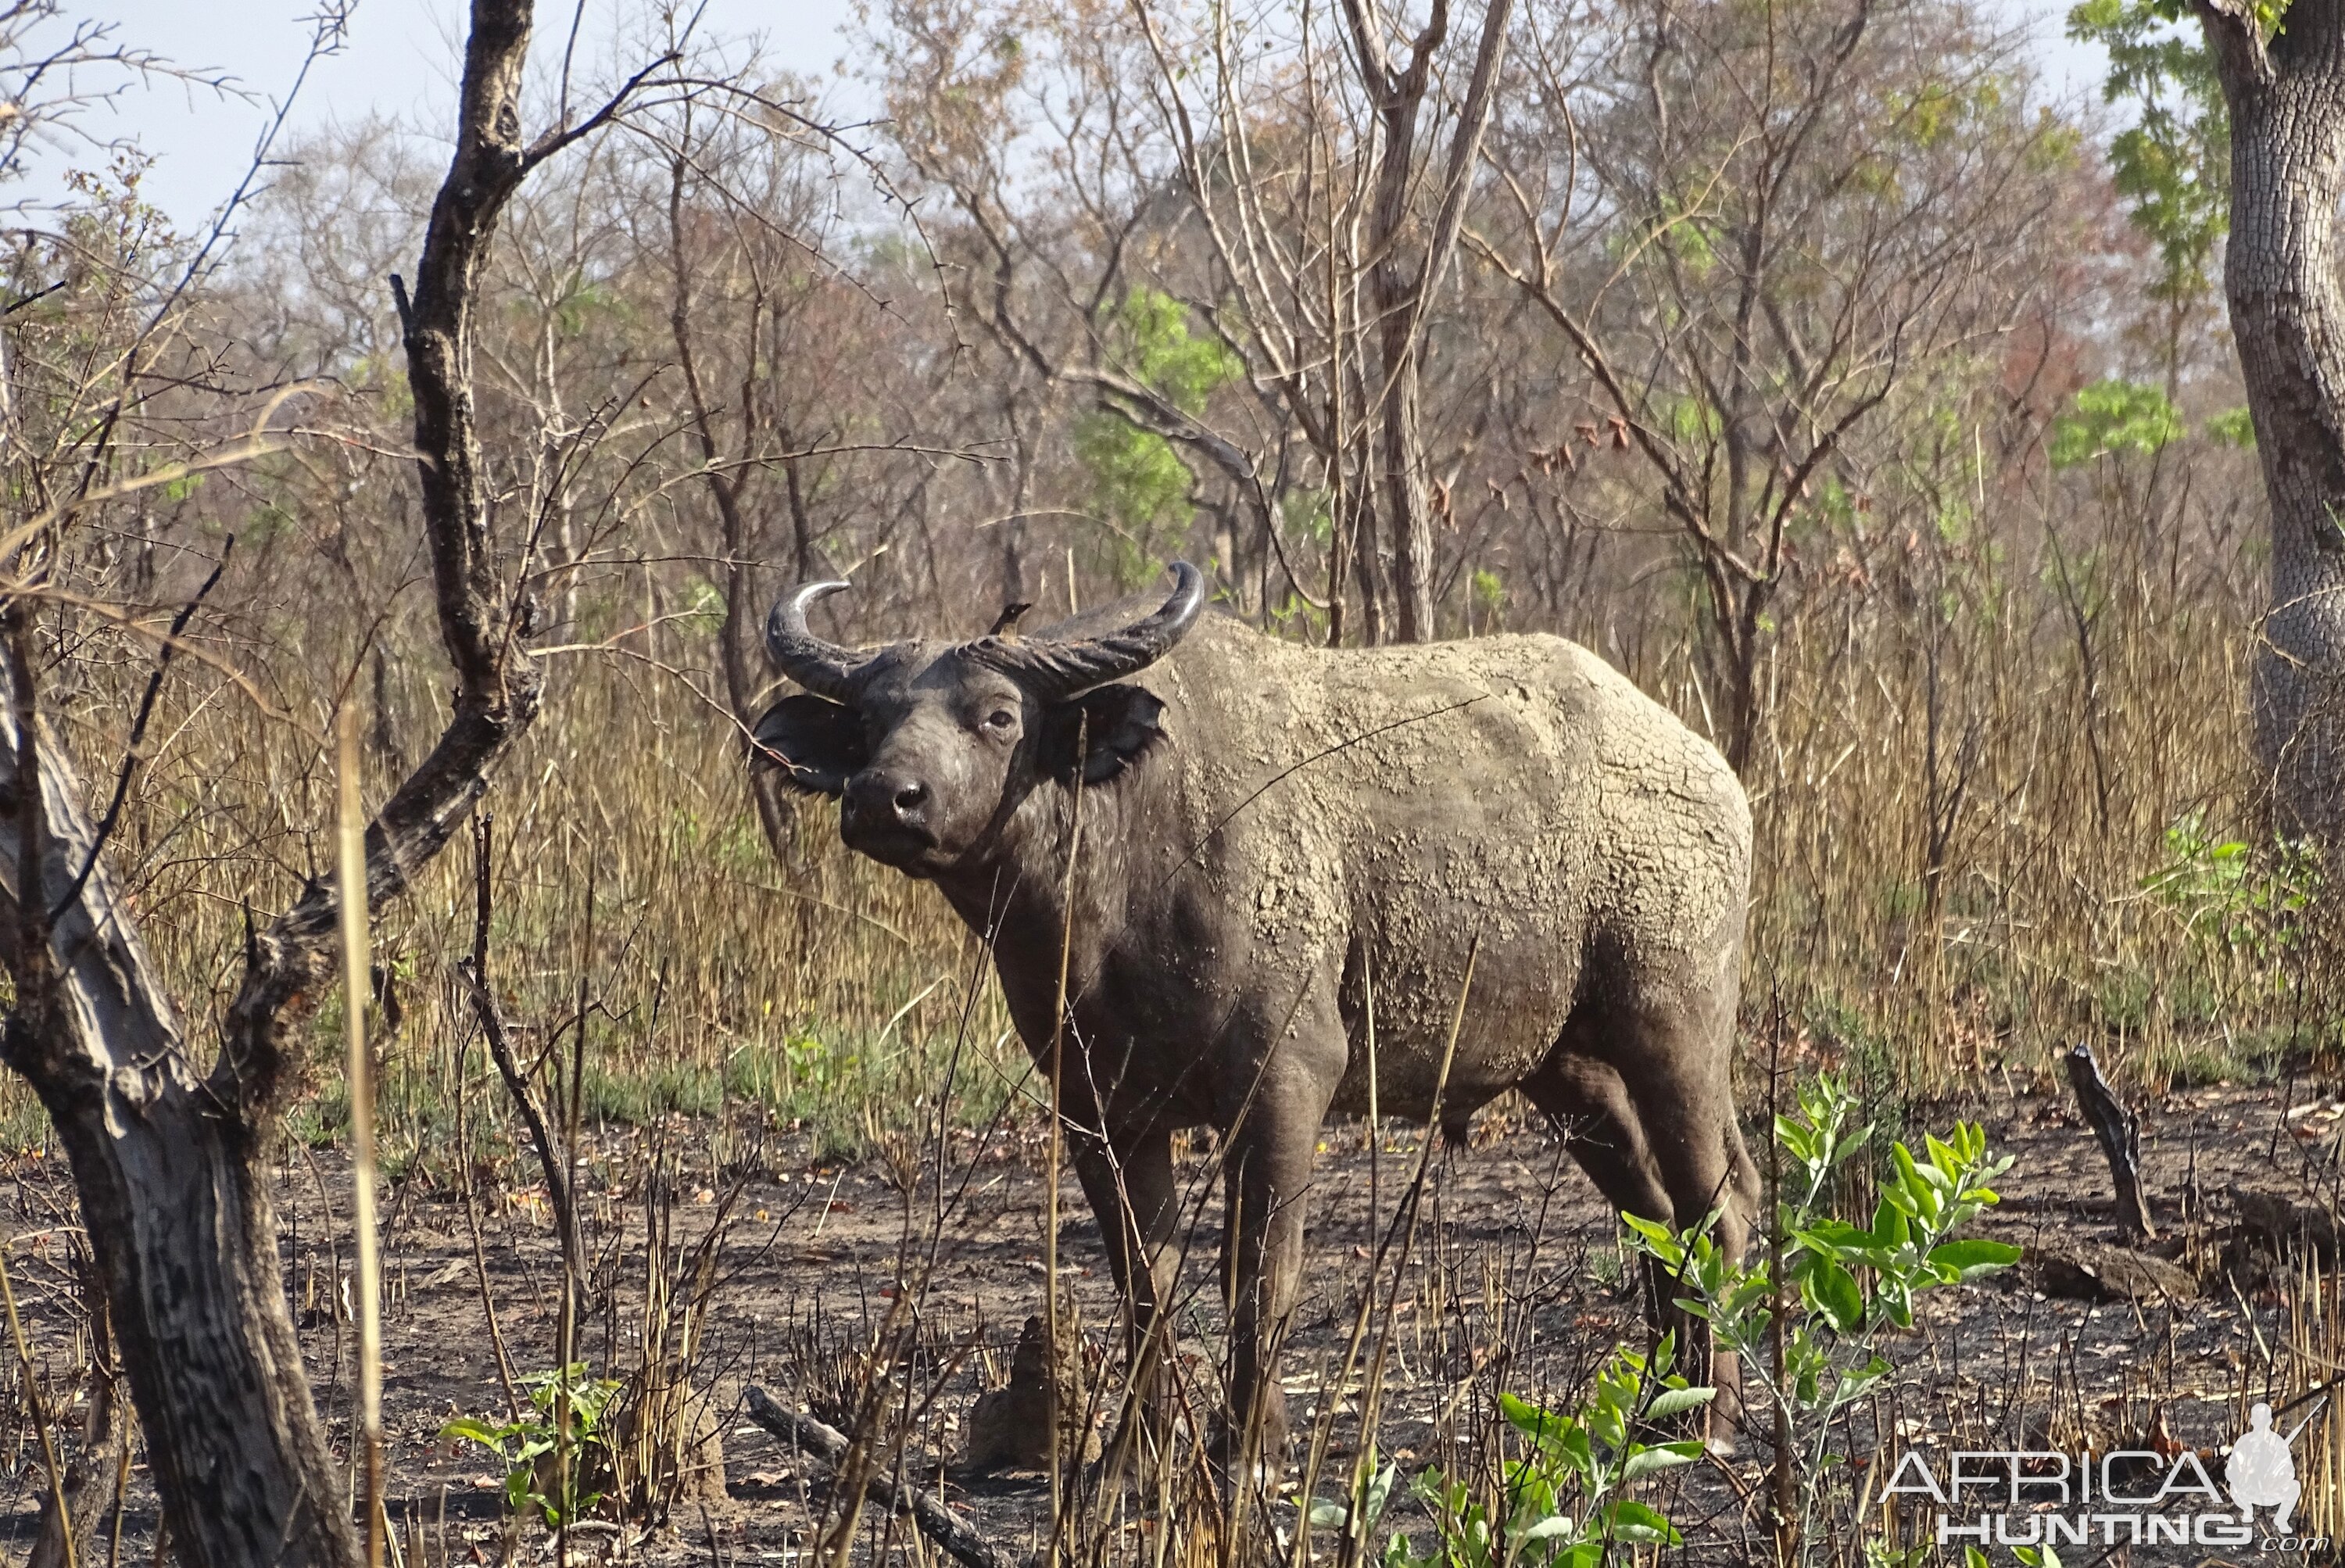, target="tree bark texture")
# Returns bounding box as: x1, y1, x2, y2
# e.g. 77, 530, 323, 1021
0, 709, 363, 1568
2201, 0, 2345, 847
1365, 59, 1437, 643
